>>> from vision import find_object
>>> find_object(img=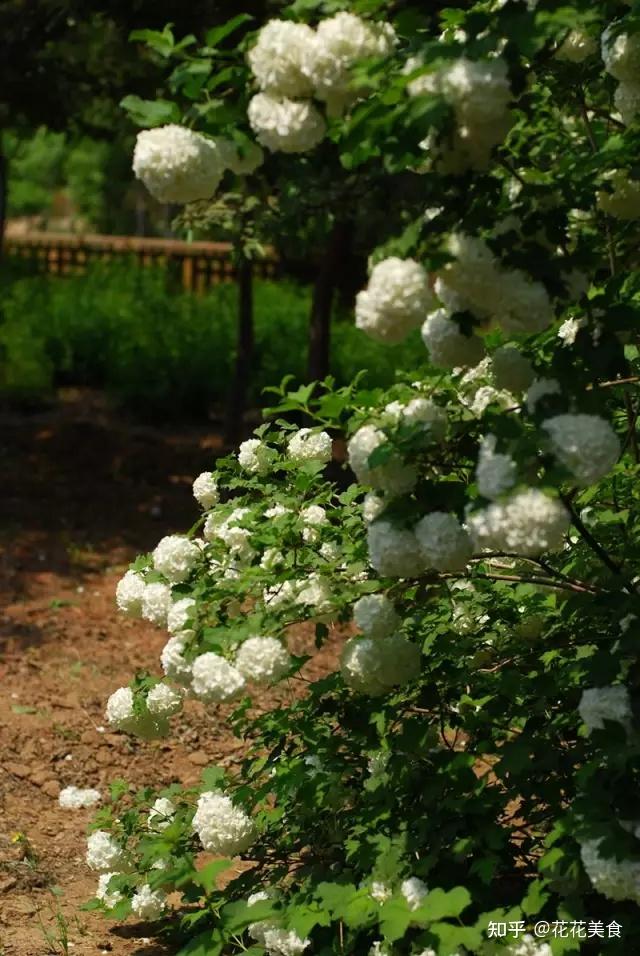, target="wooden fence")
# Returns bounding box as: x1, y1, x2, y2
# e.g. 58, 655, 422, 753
3, 231, 278, 292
